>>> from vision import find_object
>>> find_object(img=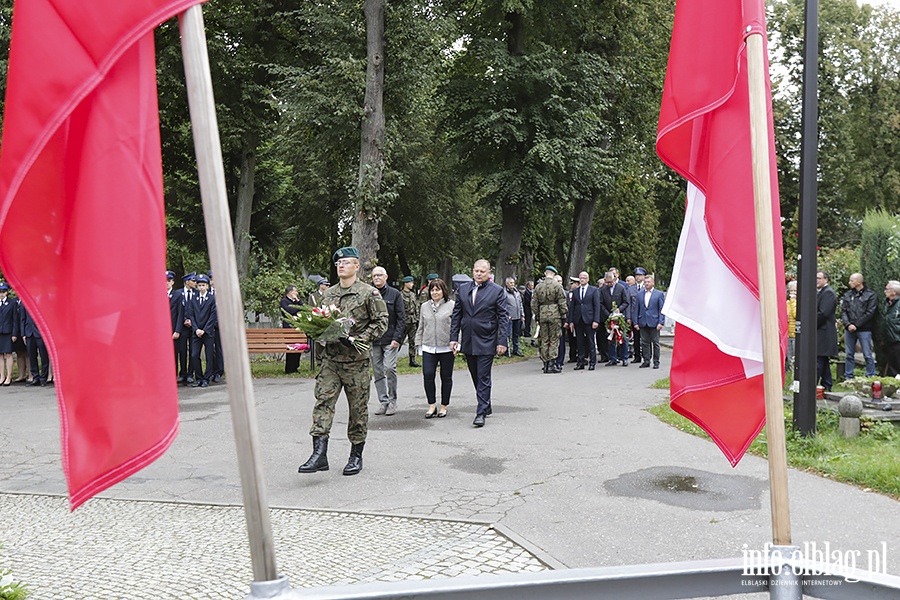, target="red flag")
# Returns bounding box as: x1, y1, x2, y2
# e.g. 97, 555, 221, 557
0, 0, 202, 508
656, 0, 787, 465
